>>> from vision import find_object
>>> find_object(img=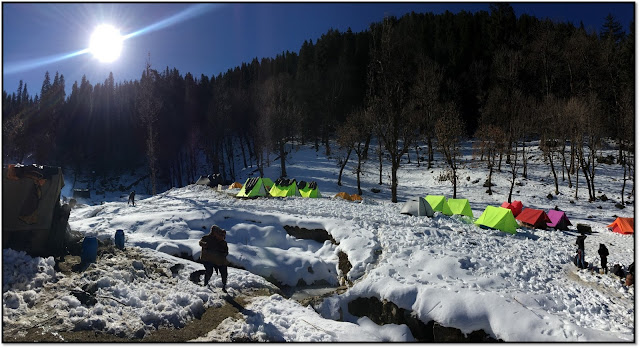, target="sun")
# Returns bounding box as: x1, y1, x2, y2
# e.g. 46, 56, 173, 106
89, 24, 123, 63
